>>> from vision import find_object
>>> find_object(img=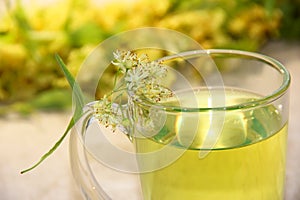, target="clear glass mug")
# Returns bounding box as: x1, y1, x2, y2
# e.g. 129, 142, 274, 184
70, 49, 290, 200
